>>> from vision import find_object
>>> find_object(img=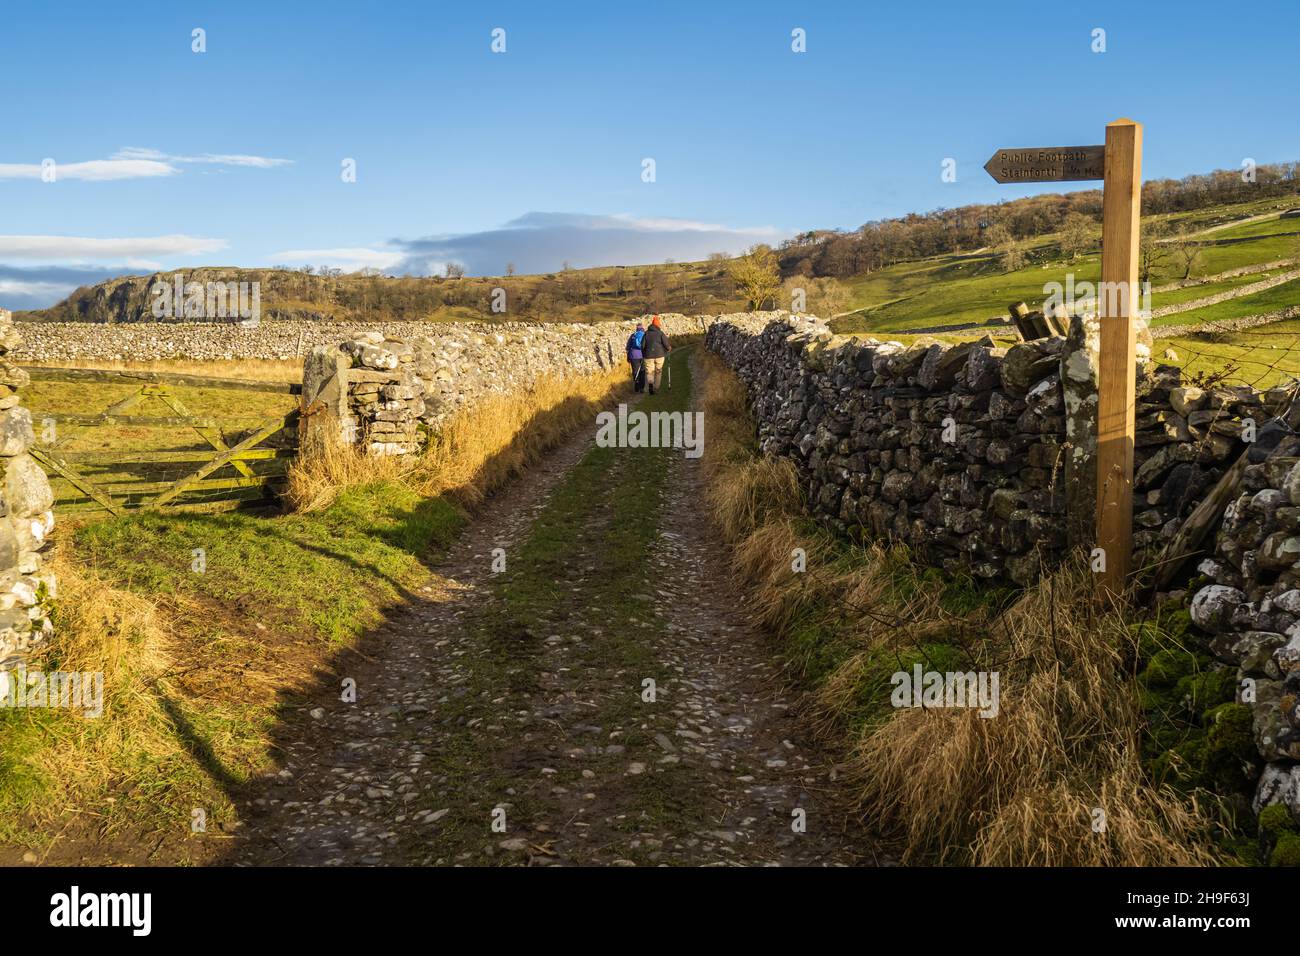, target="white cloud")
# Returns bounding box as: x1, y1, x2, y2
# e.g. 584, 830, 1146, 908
0, 147, 293, 181
0, 278, 74, 299
0, 159, 178, 181
0, 264, 131, 311
607, 213, 777, 235
114, 147, 293, 168
386, 211, 786, 276
0, 234, 227, 261
271, 247, 407, 272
